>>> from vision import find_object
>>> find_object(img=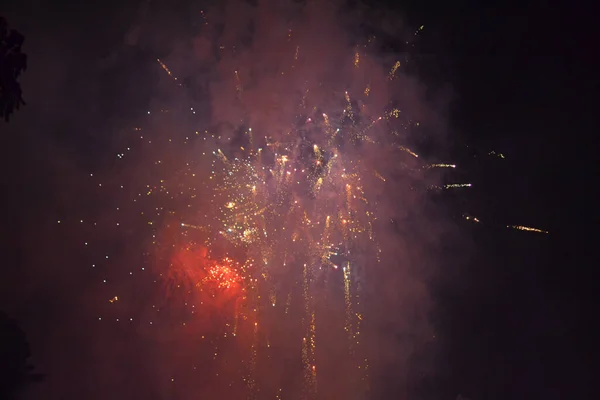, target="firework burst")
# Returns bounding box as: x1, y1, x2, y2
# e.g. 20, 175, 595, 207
70, 2, 548, 399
